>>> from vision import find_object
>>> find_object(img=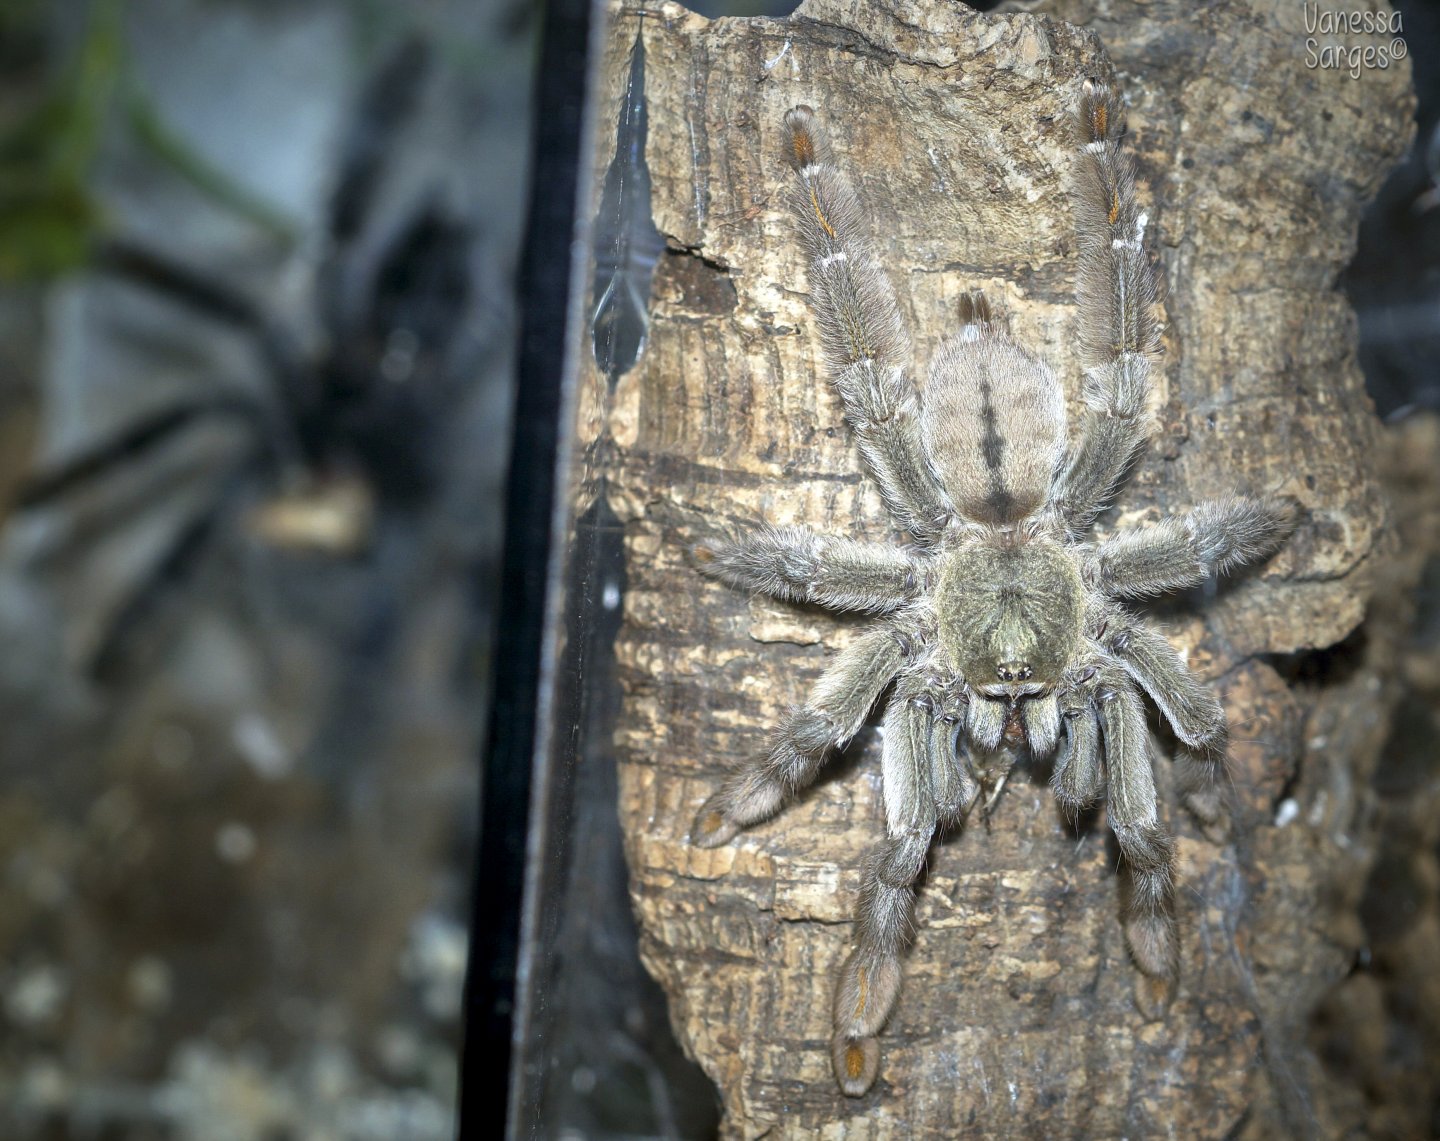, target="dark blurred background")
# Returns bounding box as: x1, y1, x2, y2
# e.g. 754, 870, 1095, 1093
0, 0, 1434, 1138
0, 0, 529, 1136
